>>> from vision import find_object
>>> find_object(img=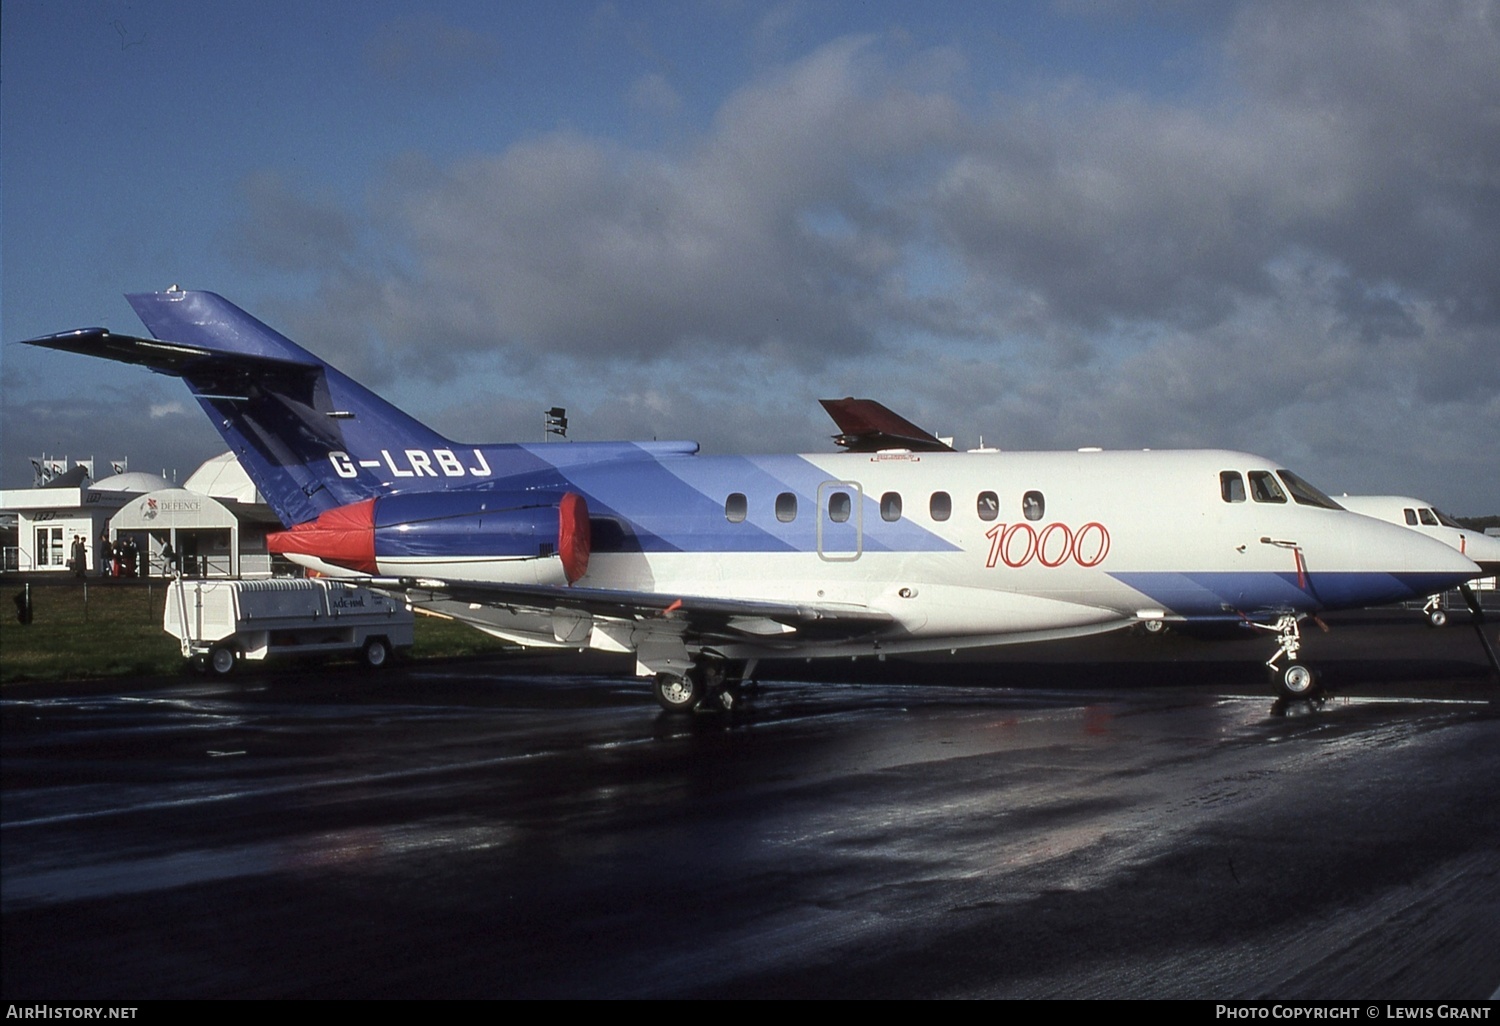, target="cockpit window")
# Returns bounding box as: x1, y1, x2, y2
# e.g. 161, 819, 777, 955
1275, 470, 1343, 510
1418, 508, 1439, 527
1220, 471, 1246, 503
1248, 471, 1286, 504
1433, 508, 1463, 528
1404, 508, 1419, 525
